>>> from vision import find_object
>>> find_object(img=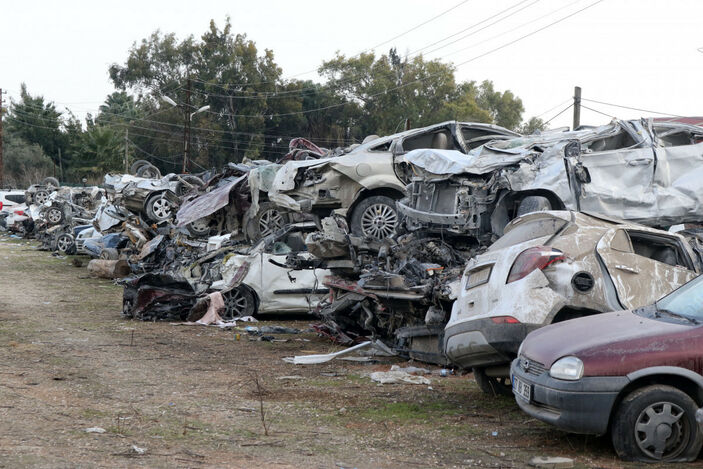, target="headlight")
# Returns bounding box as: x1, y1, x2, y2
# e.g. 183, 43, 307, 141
549, 356, 584, 380
517, 341, 524, 358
